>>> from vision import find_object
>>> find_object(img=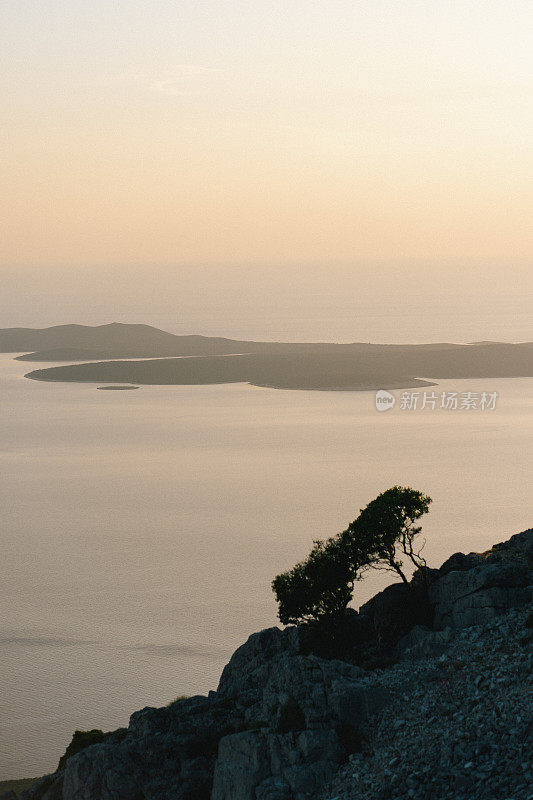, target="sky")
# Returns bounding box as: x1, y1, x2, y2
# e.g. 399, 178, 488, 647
0, 1, 532, 334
